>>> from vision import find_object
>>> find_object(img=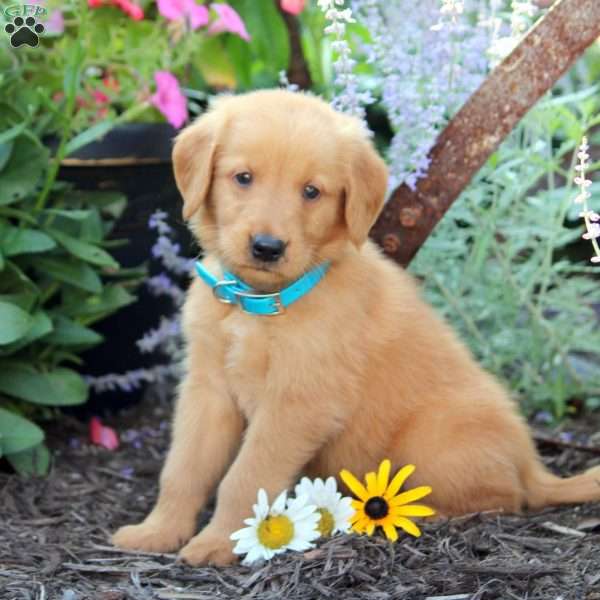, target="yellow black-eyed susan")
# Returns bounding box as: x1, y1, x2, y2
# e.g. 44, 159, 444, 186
340, 459, 435, 541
